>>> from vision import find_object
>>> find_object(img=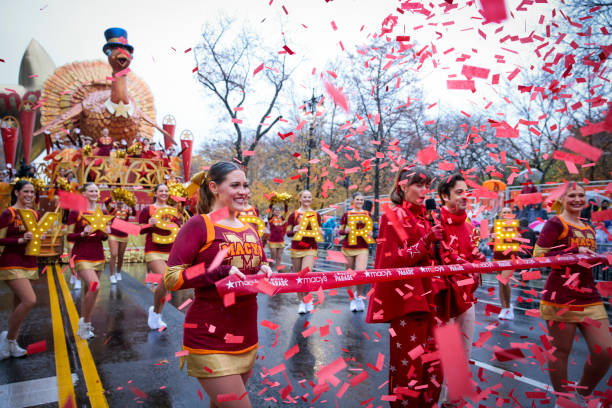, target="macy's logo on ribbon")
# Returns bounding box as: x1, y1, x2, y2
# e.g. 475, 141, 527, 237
296, 276, 328, 284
